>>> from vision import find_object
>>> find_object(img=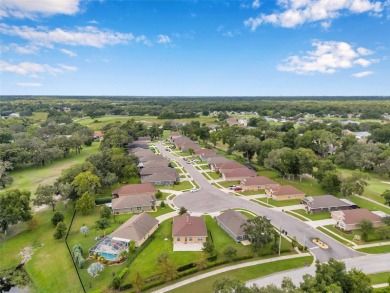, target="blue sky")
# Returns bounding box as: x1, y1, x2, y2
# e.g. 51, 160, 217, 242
0, 0, 389, 96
